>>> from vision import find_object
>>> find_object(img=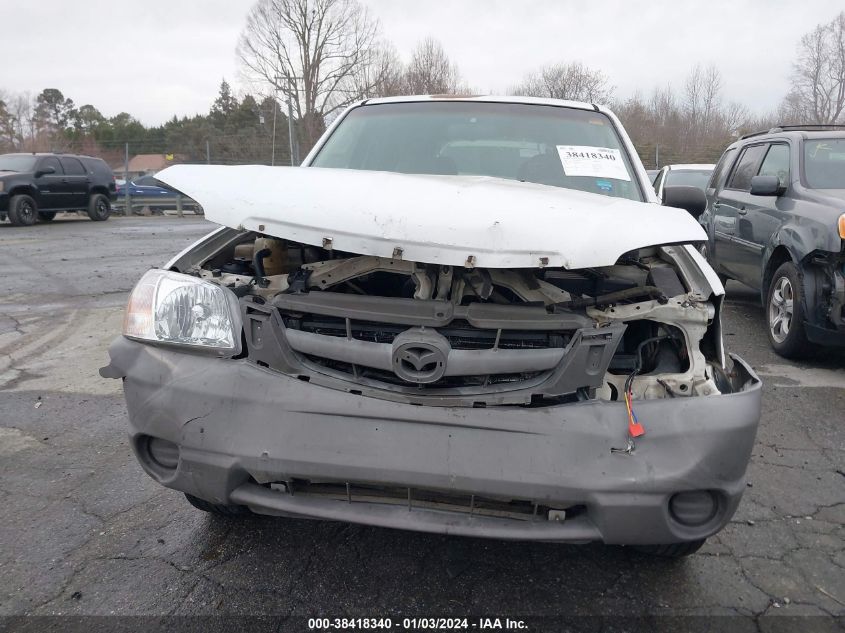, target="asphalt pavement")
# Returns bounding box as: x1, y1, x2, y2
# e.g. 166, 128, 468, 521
0, 215, 843, 630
